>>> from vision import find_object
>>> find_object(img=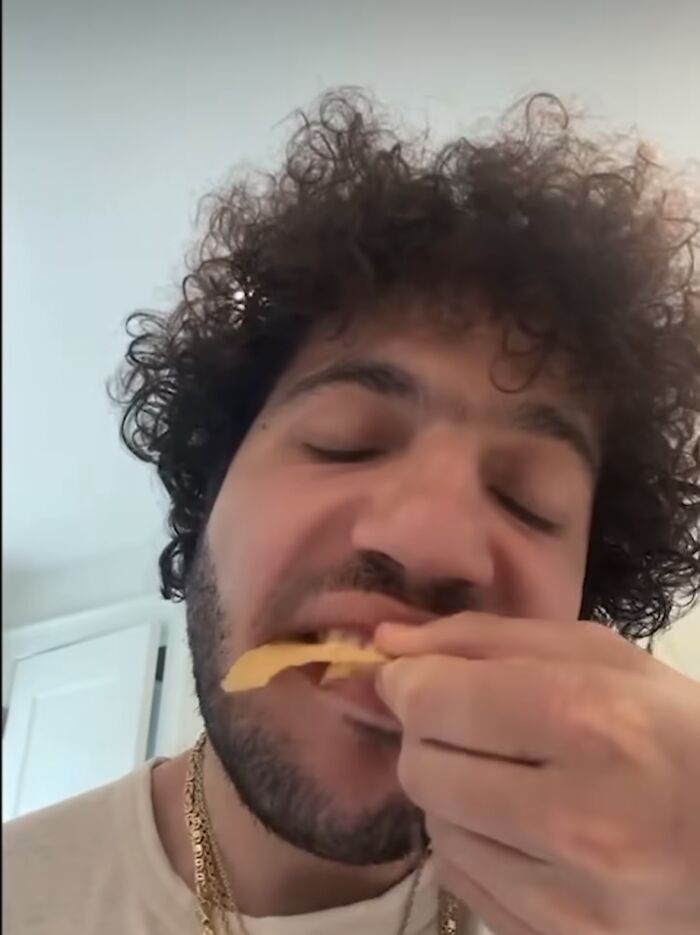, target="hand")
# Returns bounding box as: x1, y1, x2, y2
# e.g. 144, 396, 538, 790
375, 615, 700, 935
